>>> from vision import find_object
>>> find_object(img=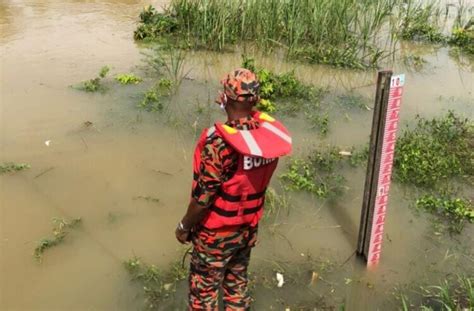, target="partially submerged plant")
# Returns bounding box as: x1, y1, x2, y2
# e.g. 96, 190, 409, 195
143, 46, 189, 90
242, 57, 328, 134
76, 66, 110, 92
138, 78, 174, 112
0, 162, 30, 174
397, 275, 474, 310
396, 0, 445, 43
115, 73, 143, 85
280, 148, 346, 198
262, 187, 291, 222
416, 195, 473, 233
135, 1, 395, 69
34, 217, 82, 262
133, 195, 160, 204
280, 144, 369, 197
124, 256, 187, 310
394, 111, 473, 187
